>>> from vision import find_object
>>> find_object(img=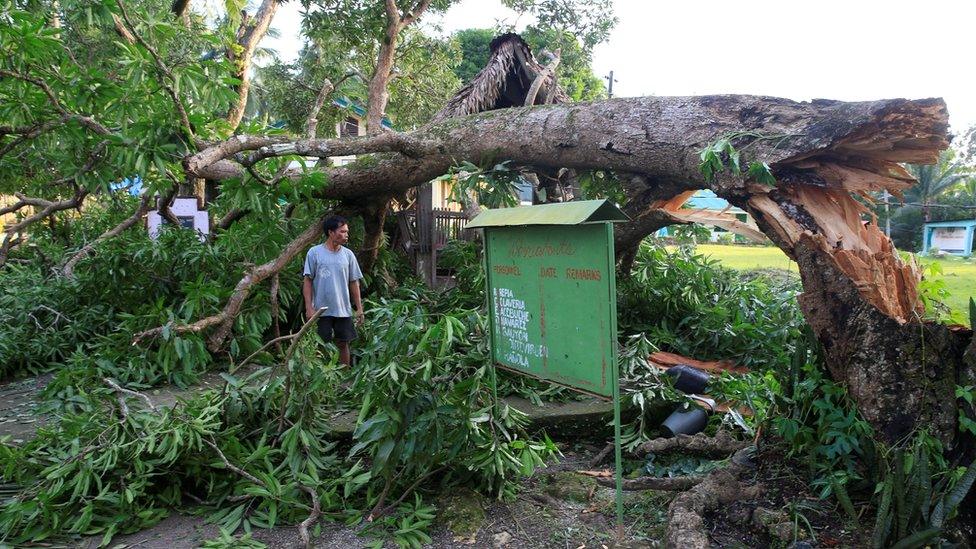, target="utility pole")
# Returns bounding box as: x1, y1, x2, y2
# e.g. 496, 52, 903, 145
883, 190, 891, 237
604, 70, 617, 98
